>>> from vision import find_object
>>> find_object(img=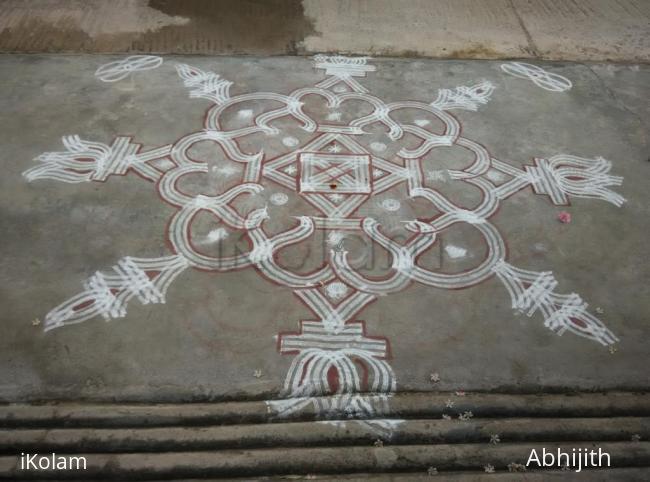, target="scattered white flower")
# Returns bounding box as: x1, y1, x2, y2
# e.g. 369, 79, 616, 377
253, 369, 262, 378
455, 391, 466, 397
381, 198, 401, 211
327, 231, 346, 247
270, 192, 289, 206
325, 282, 348, 300
206, 227, 229, 243
631, 434, 641, 442
370, 141, 387, 152
237, 109, 253, 119
427, 466, 438, 475
609, 345, 618, 355
458, 411, 473, 421
595, 306, 605, 314
282, 136, 299, 147
441, 414, 451, 420
326, 111, 342, 121
430, 372, 440, 383
445, 245, 467, 259
426, 170, 448, 182
328, 143, 342, 153
486, 170, 506, 182
284, 165, 297, 175
32, 318, 41, 326
445, 399, 455, 408
489, 434, 500, 444
507, 463, 526, 472
373, 439, 384, 447
484, 464, 495, 473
